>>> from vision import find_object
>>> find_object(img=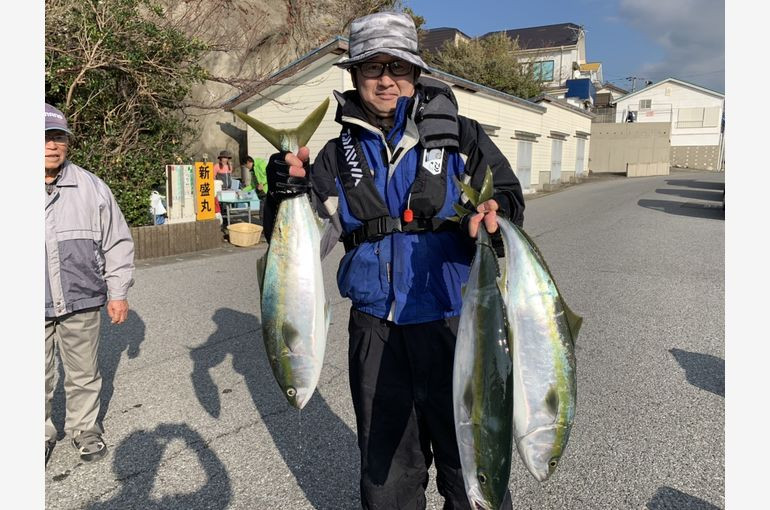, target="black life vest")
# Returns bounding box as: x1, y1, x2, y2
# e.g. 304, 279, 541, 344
334, 125, 457, 251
